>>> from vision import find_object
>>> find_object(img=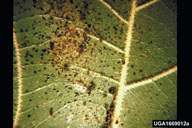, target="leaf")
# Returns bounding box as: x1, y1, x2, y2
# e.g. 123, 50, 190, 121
13, 0, 177, 128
